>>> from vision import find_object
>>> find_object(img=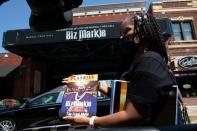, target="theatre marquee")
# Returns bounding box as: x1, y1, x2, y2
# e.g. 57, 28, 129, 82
3, 22, 121, 47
